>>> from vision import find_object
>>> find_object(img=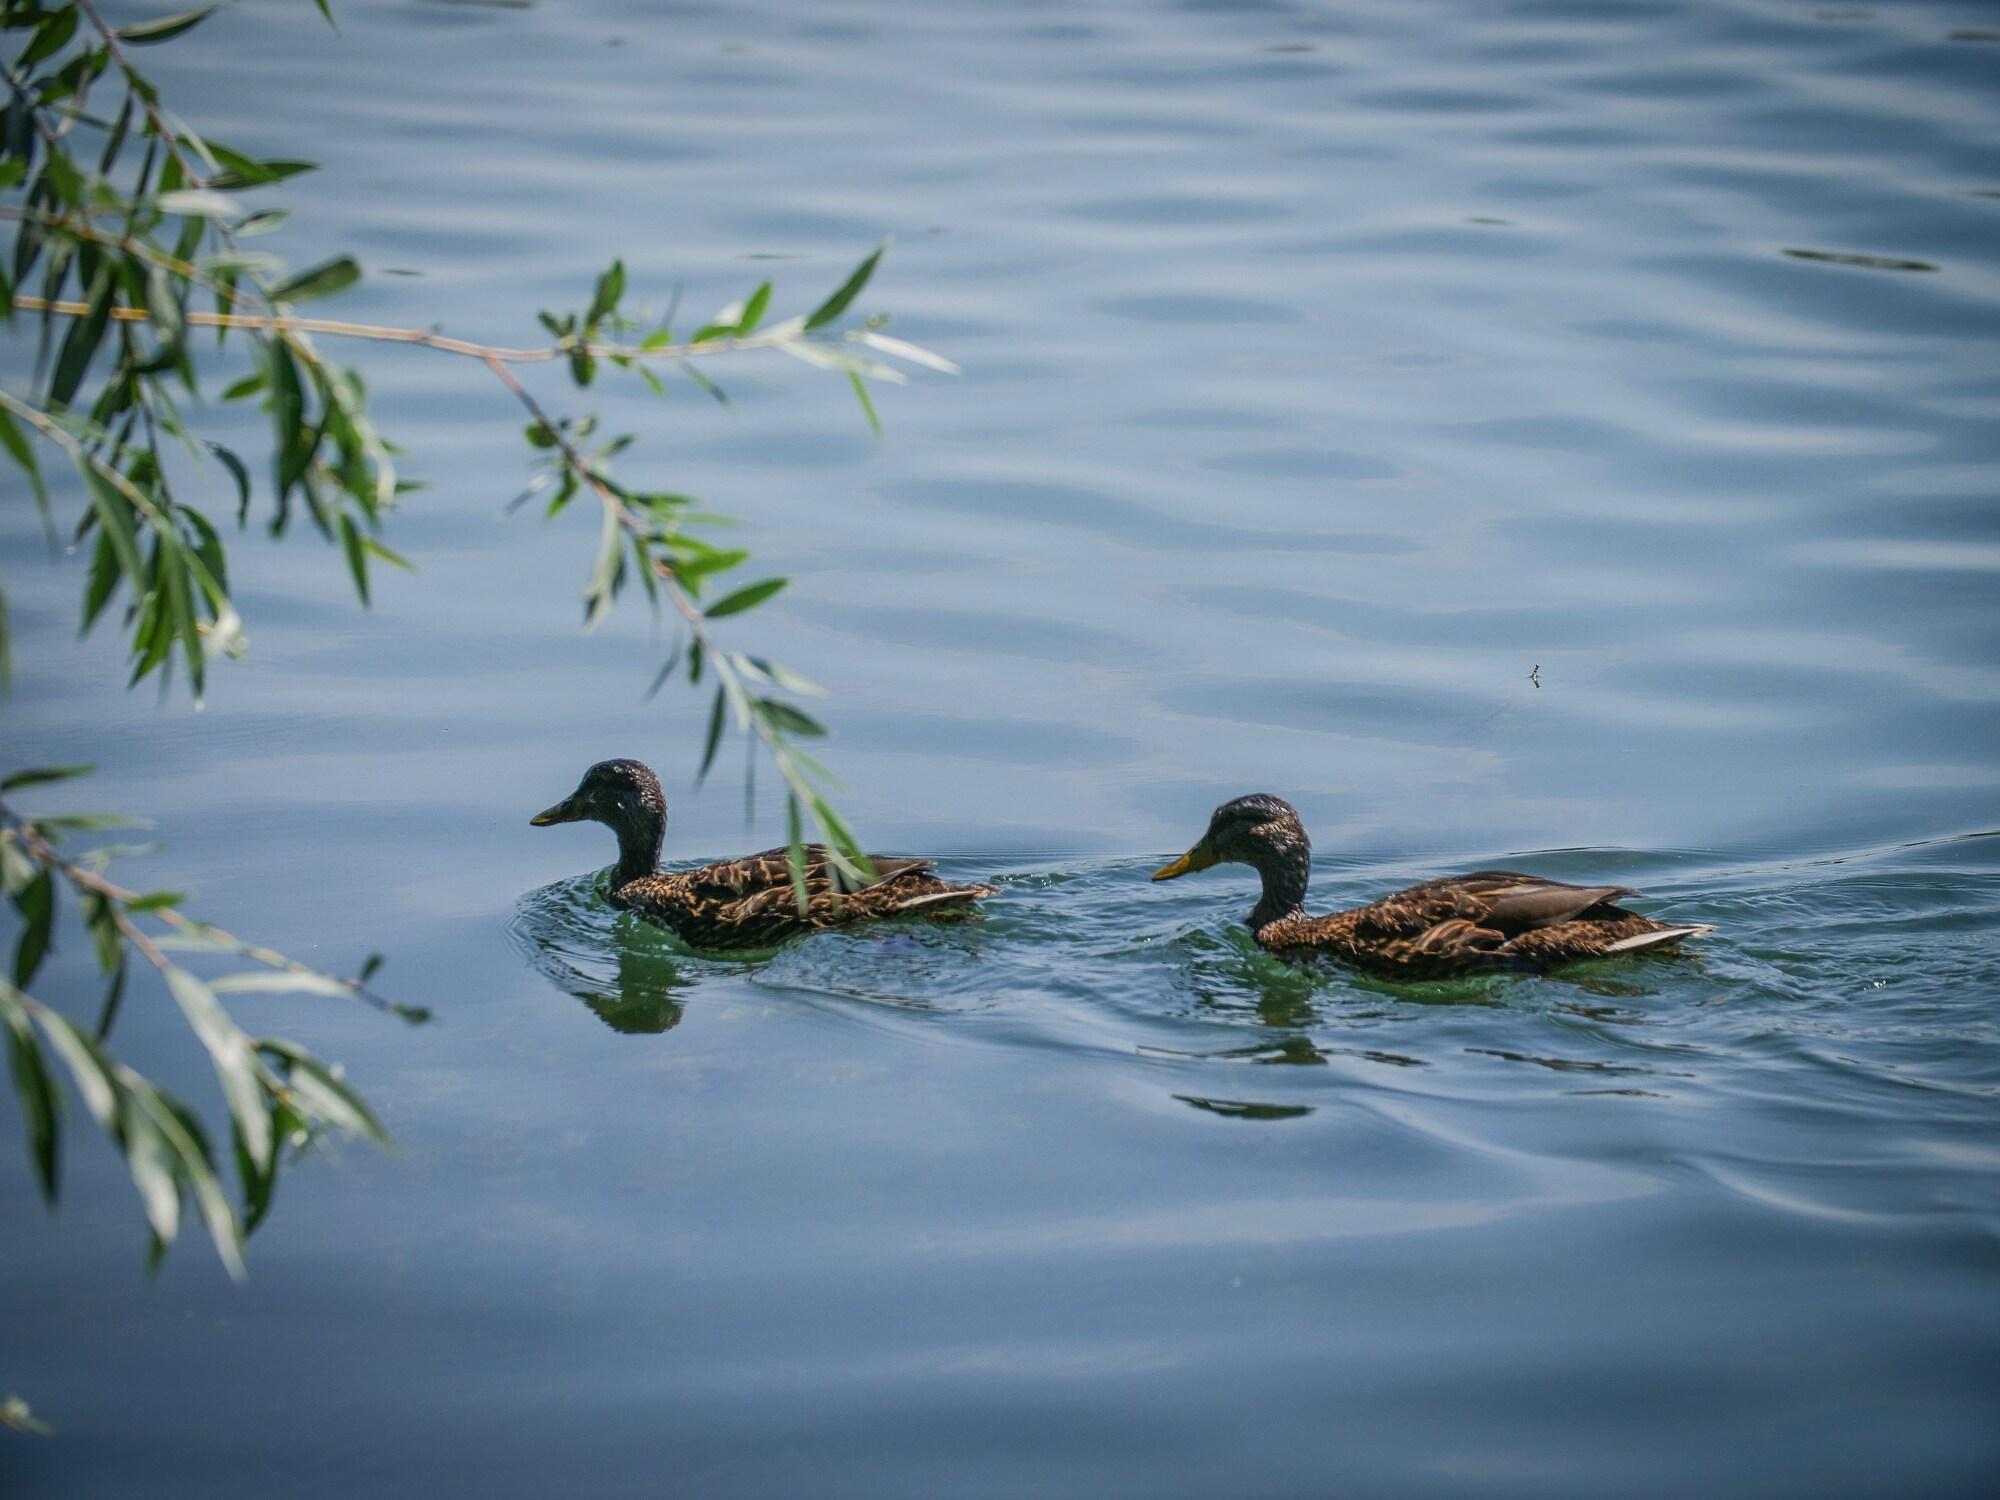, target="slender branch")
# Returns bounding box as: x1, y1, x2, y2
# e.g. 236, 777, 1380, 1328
478, 354, 814, 811
73, 0, 207, 200
9, 292, 826, 366
0, 798, 414, 1021
1, 61, 61, 149
0, 386, 176, 531
0, 205, 250, 307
